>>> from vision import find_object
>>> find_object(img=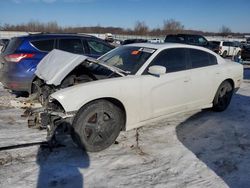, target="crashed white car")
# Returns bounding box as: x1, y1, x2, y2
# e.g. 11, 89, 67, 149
39, 43, 243, 152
